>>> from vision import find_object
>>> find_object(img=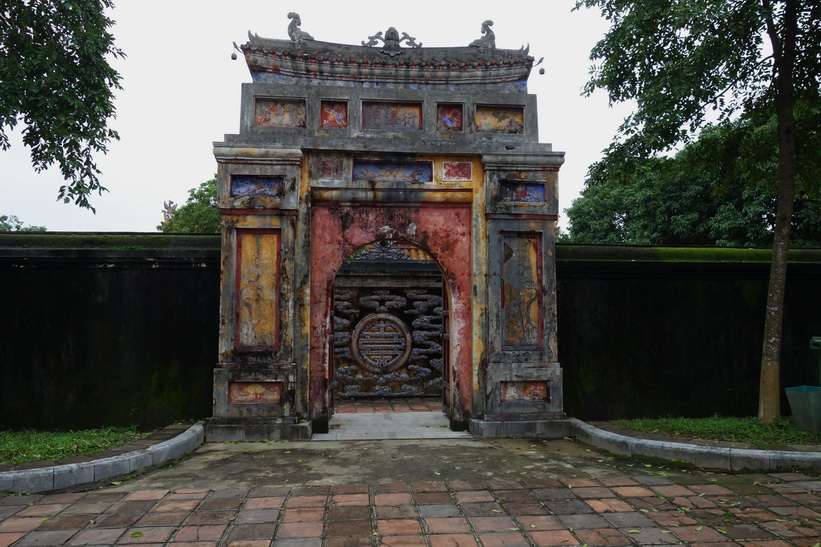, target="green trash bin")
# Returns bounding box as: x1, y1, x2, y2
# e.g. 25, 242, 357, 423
785, 386, 821, 433
785, 337, 821, 433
